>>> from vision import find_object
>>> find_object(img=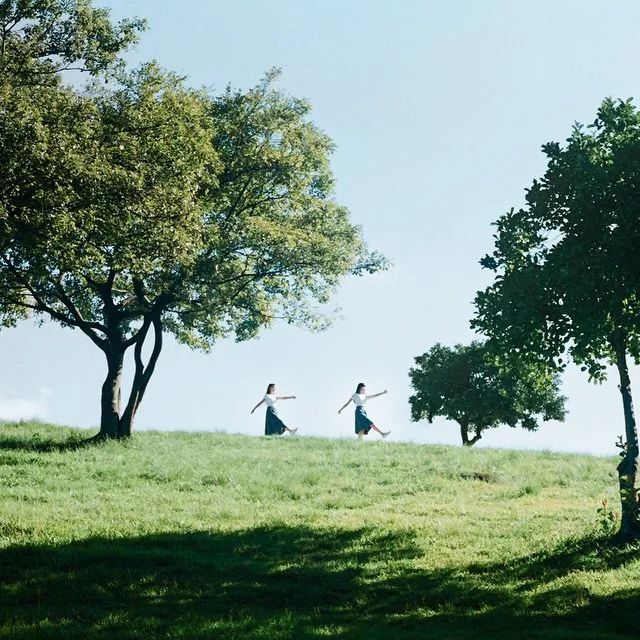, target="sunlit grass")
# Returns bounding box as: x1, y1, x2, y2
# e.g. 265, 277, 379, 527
0, 421, 637, 639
